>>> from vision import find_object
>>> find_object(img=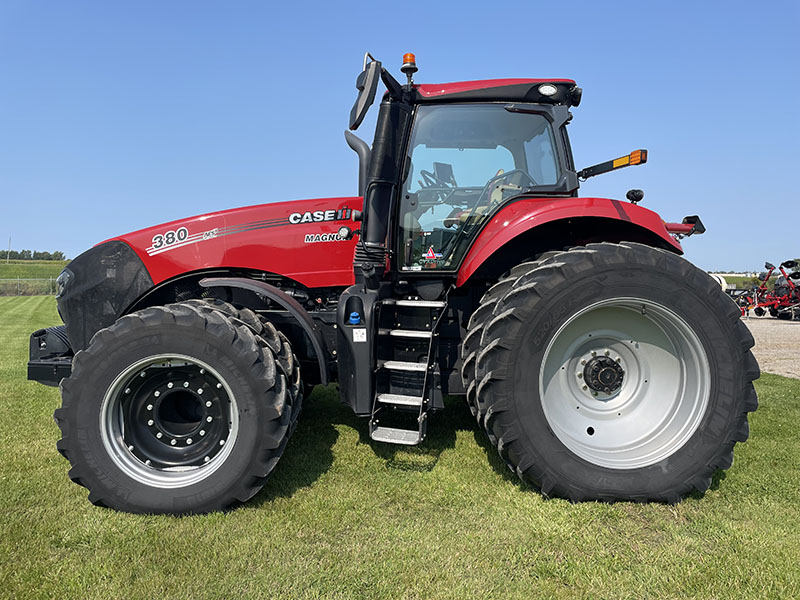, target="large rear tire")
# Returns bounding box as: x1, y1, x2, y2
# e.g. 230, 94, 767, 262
465, 243, 759, 502
55, 302, 295, 514
461, 251, 560, 426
